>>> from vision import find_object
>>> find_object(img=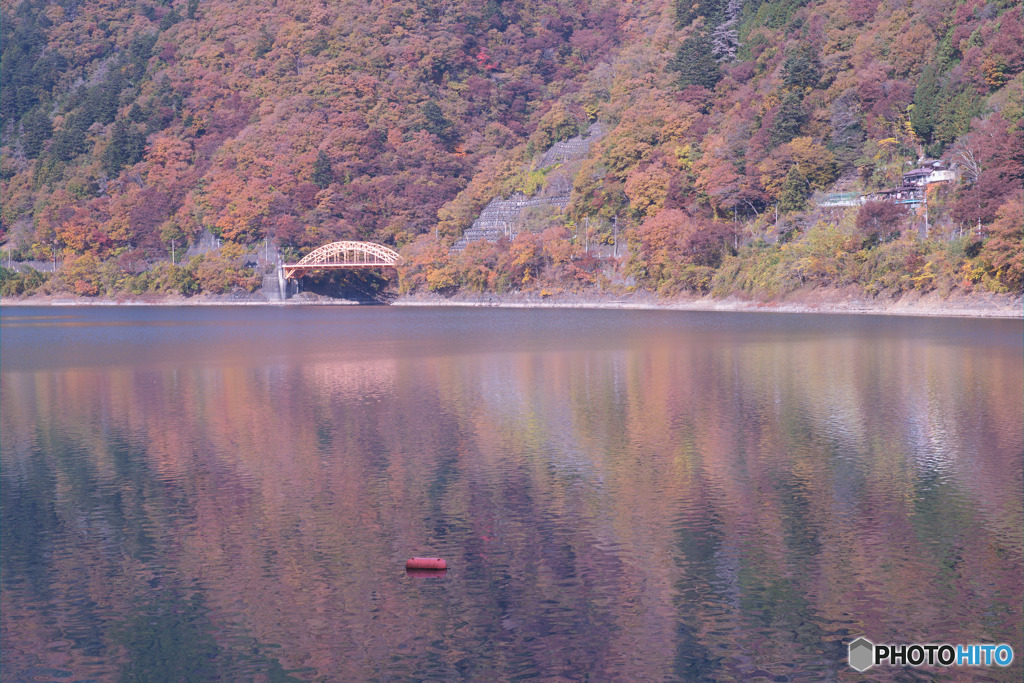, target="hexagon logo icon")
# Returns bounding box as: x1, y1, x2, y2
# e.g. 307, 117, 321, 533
848, 637, 875, 672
